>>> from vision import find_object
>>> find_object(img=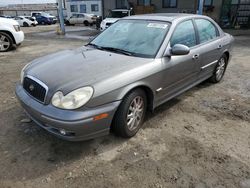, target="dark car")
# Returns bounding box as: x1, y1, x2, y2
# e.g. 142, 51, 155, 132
16, 14, 234, 141
32, 15, 53, 25
31, 12, 57, 24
